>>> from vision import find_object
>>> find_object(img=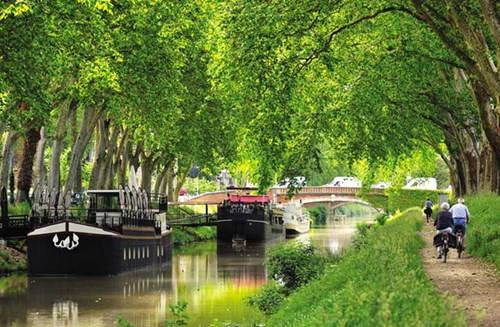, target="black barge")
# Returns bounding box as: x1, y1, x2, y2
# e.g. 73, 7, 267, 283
217, 194, 284, 242
27, 186, 172, 275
